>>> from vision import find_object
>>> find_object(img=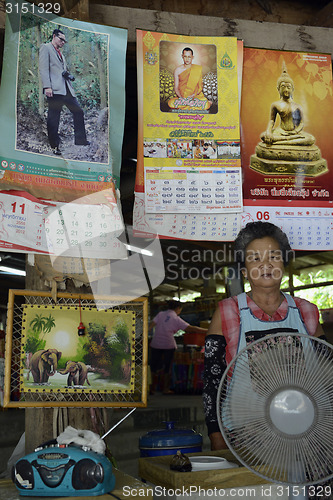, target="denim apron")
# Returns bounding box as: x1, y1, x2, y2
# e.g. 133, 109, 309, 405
224, 292, 311, 430
237, 291, 310, 352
